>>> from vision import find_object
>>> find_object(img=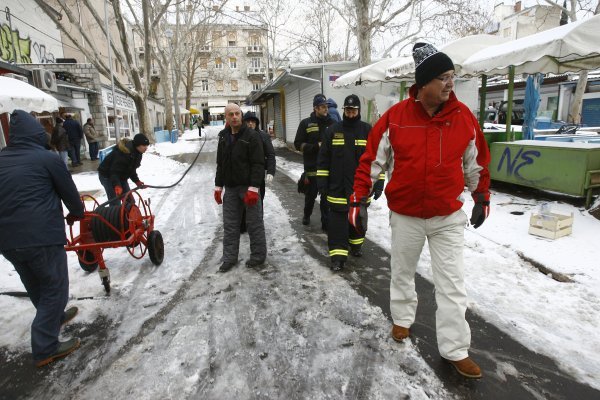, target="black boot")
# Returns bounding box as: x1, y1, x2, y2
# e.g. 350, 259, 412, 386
350, 247, 362, 257
331, 260, 344, 271
302, 216, 310, 225
219, 262, 235, 273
